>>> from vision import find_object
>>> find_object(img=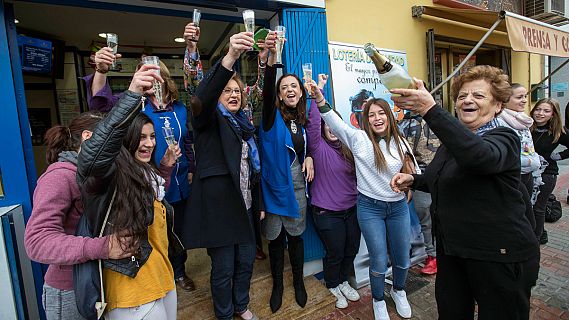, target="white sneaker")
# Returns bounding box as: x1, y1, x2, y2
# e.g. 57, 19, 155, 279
389, 288, 412, 318
339, 281, 360, 301
329, 286, 348, 309
372, 299, 390, 320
